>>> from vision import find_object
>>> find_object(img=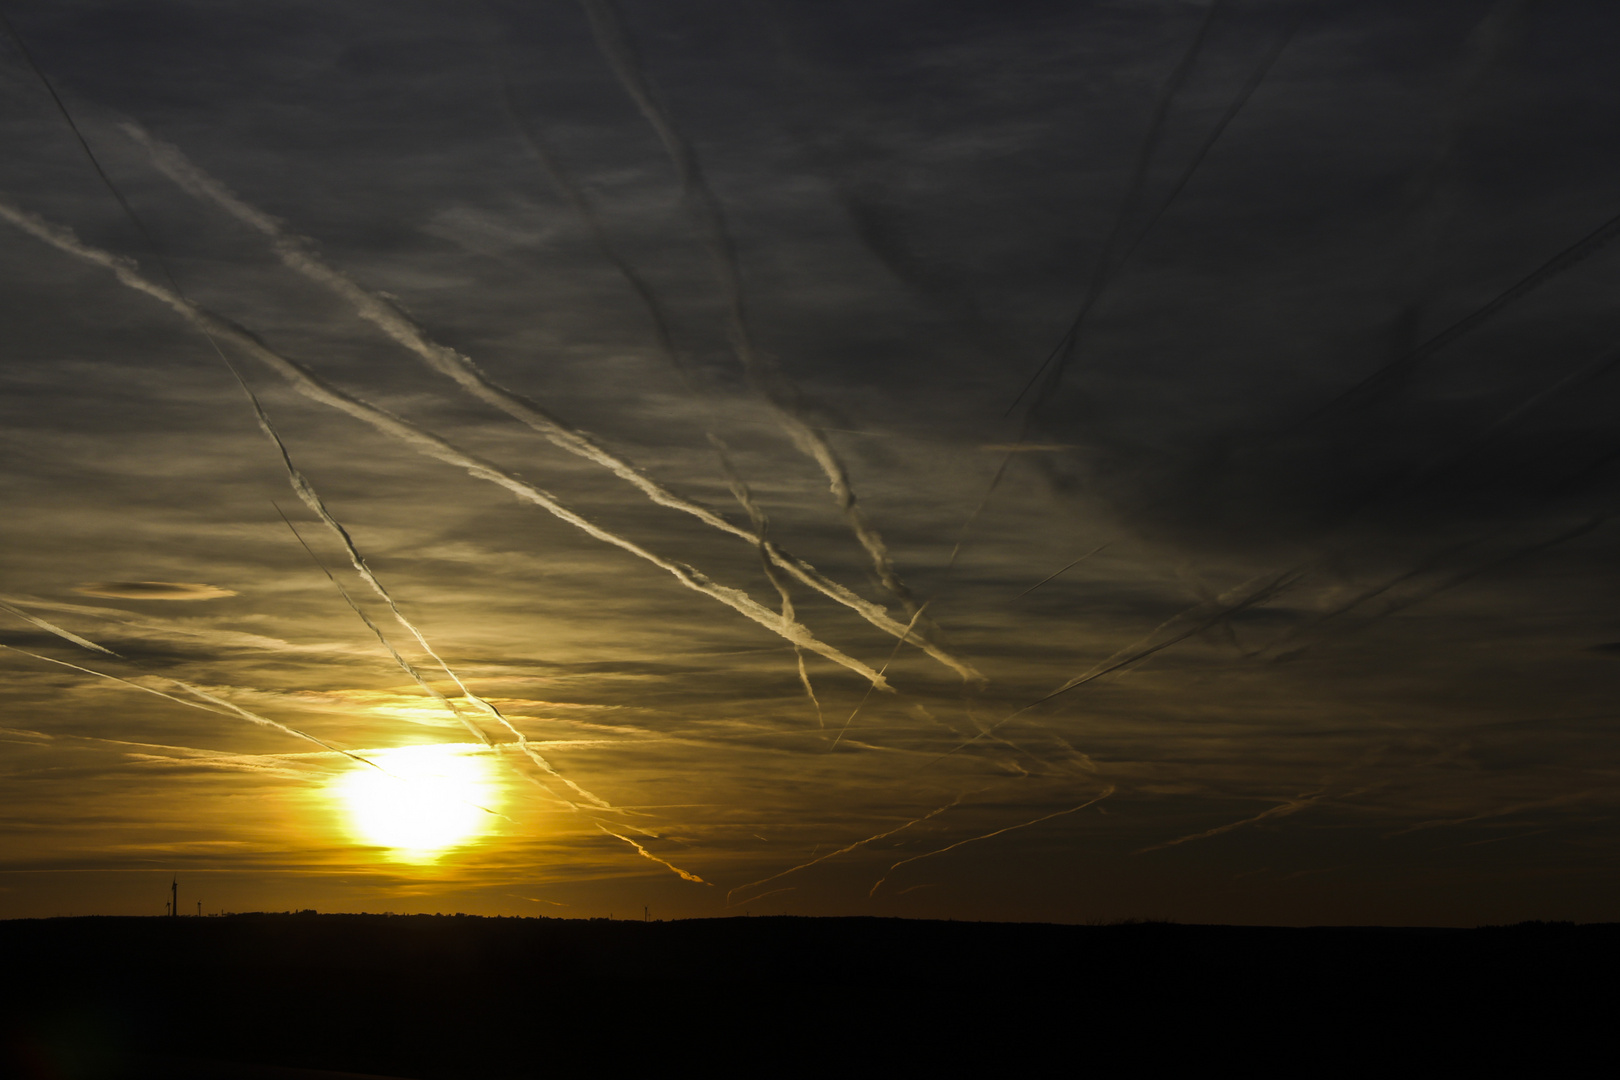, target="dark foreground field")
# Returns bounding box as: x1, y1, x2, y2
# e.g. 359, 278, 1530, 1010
3, 914, 1616, 1078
